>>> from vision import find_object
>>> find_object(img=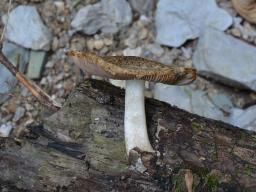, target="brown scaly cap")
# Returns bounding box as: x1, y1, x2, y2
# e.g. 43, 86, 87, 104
66, 51, 197, 85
